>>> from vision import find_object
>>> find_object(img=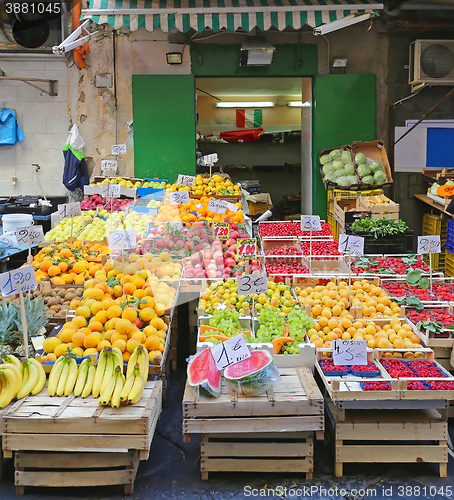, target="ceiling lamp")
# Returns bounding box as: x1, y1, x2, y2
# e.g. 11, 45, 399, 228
215, 102, 275, 108
166, 52, 183, 64
313, 13, 374, 36
288, 101, 311, 107
240, 38, 275, 67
